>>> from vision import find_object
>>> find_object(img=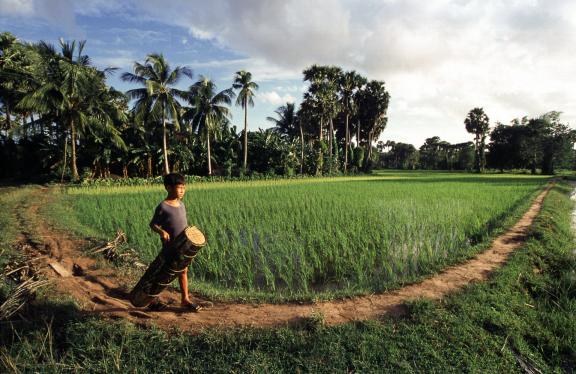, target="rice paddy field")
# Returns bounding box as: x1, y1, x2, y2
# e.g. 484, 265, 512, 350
59, 171, 550, 301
